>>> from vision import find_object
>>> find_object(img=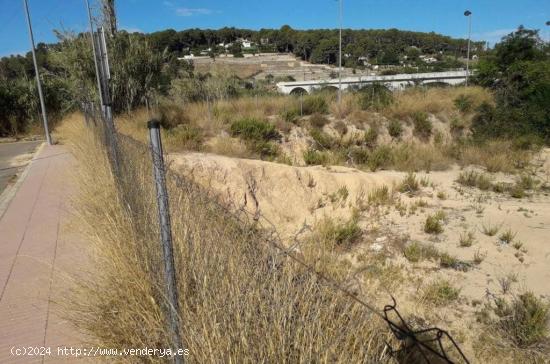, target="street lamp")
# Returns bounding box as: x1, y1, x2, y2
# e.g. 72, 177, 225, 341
464, 10, 472, 86
338, 0, 343, 105
546, 21, 550, 43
